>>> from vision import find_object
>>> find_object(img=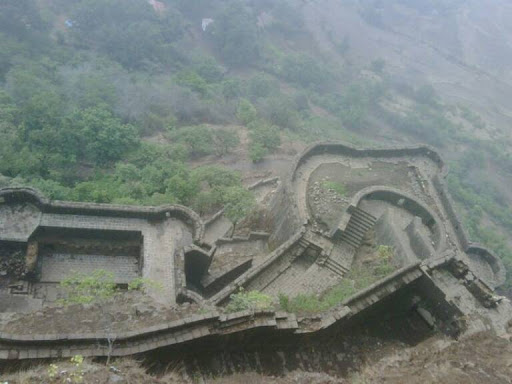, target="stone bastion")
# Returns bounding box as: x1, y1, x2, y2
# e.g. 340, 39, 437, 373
0, 142, 510, 365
